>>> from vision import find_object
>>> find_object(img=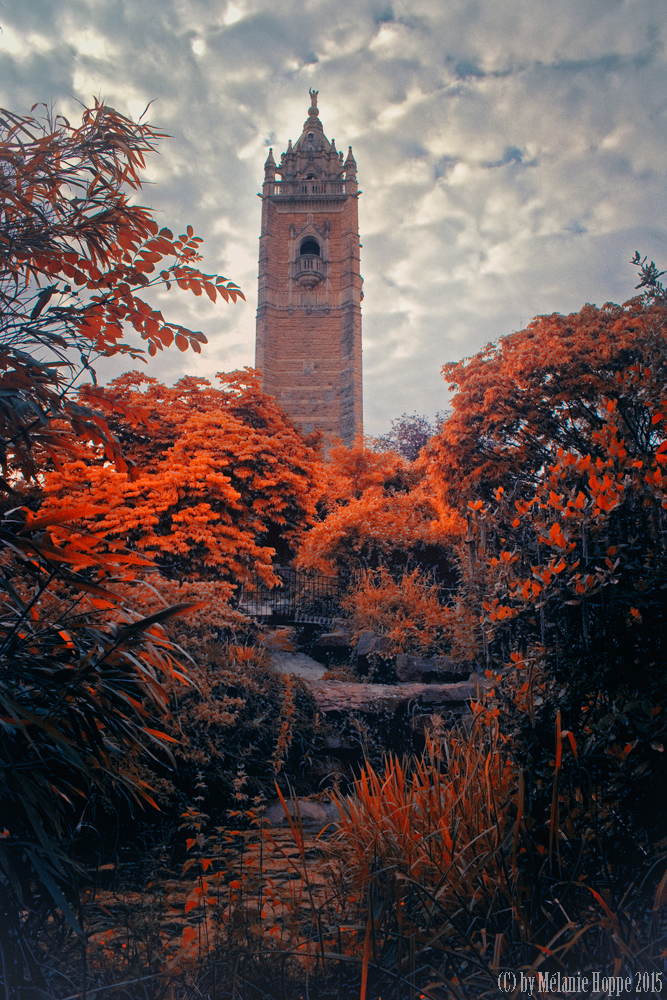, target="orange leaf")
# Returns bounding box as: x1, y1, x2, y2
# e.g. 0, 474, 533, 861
144, 728, 179, 743
20, 505, 98, 534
